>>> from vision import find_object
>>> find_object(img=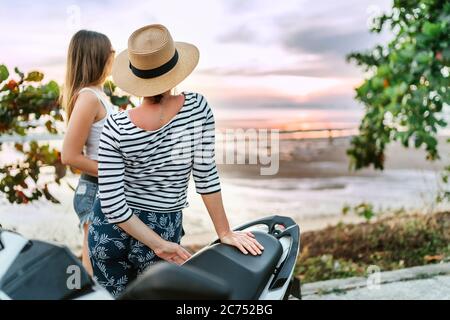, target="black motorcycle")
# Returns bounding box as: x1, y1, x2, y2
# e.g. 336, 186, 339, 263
0, 215, 300, 300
